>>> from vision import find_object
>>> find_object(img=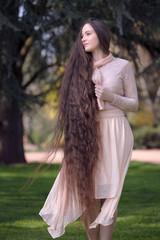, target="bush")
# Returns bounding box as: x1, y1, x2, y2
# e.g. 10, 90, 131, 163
26, 109, 55, 148
133, 124, 160, 149
127, 110, 155, 128
24, 108, 65, 148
